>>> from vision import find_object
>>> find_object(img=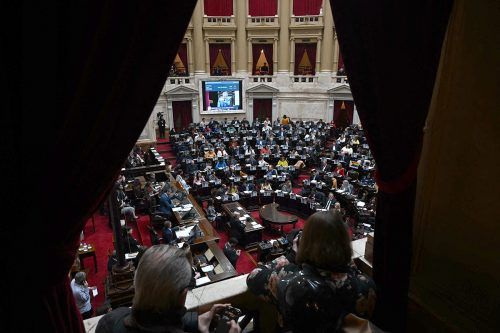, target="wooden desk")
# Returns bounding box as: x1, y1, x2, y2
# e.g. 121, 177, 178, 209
221, 202, 264, 251
259, 203, 298, 235
192, 241, 238, 285
78, 243, 98, 273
